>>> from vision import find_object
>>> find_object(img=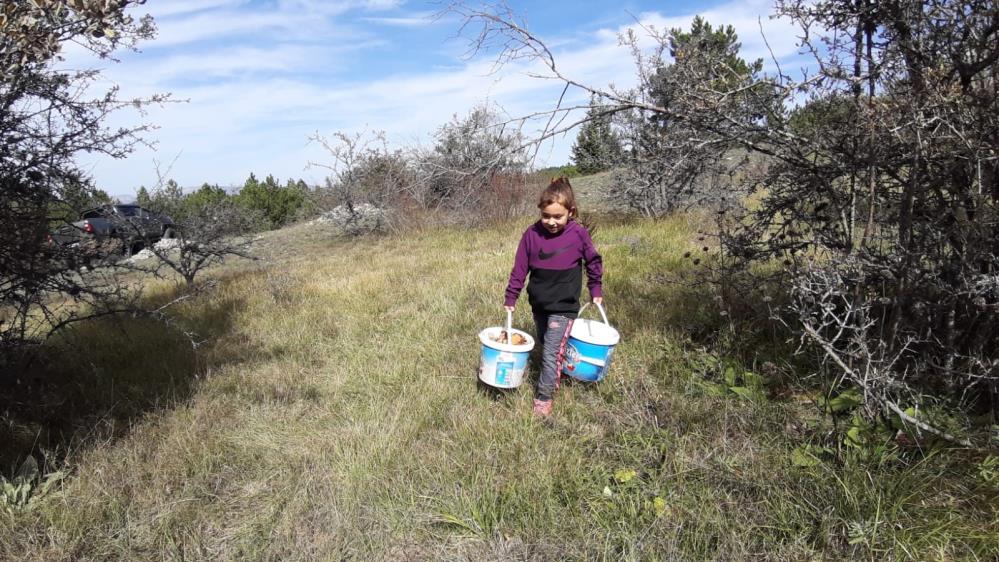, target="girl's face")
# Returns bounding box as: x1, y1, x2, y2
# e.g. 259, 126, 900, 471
540, 202, 571, 234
